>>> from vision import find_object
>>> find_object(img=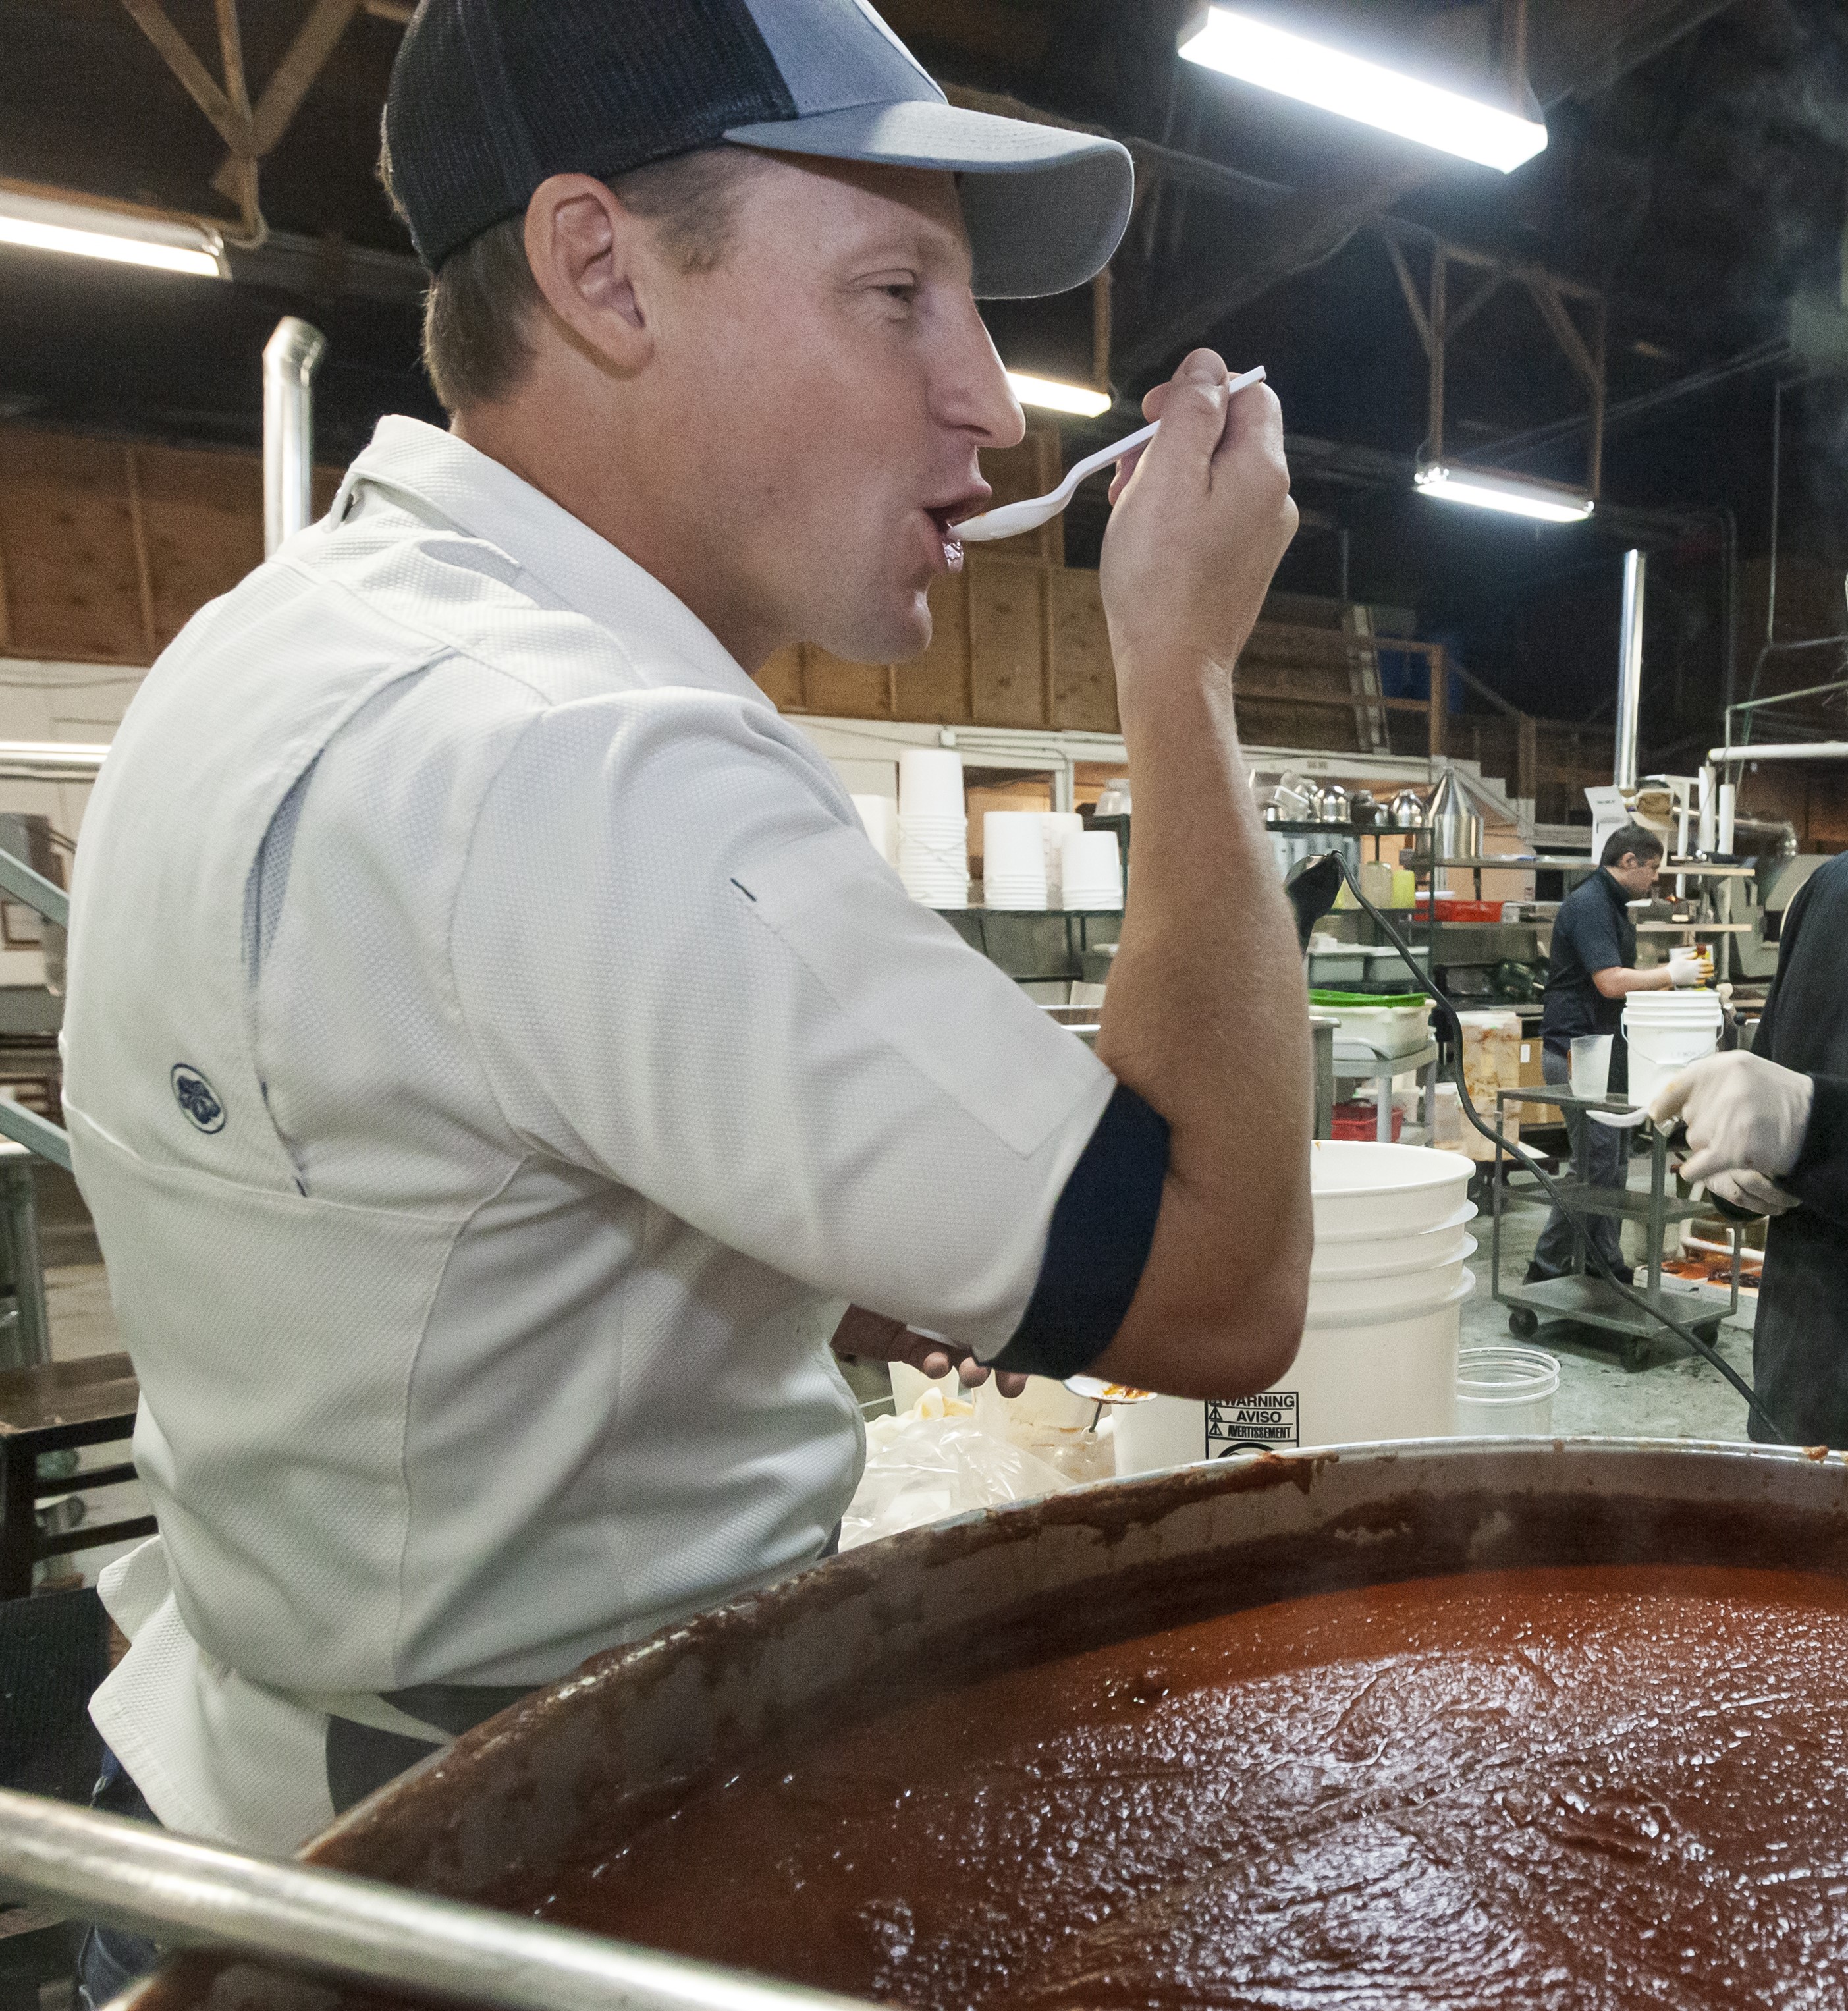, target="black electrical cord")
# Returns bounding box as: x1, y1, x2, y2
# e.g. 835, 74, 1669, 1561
1311, 855, 1788, 1444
